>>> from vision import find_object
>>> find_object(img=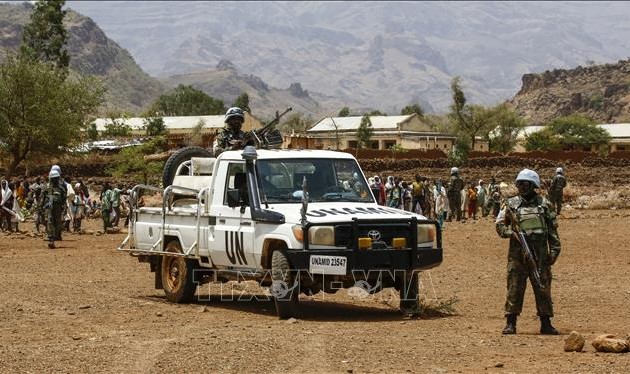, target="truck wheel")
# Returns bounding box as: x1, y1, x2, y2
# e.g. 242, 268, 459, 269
161, 240, 197, 303
162, 146, 213, 188
271, 250, 299, 319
